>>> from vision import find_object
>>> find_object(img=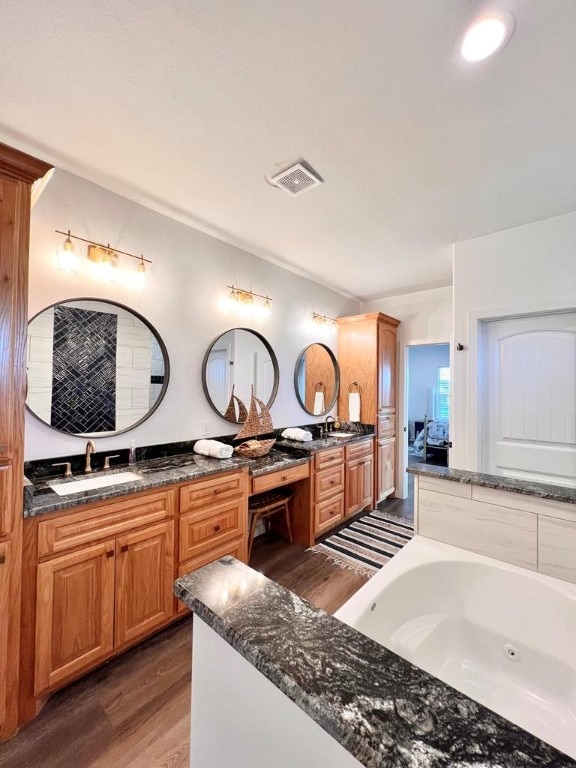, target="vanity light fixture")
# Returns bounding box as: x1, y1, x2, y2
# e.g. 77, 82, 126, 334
55, 230, 79, 274
461, 12, 515, 62
311, 312, 337, 336
54, 230, 152, 290
226, 286, 272, 318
